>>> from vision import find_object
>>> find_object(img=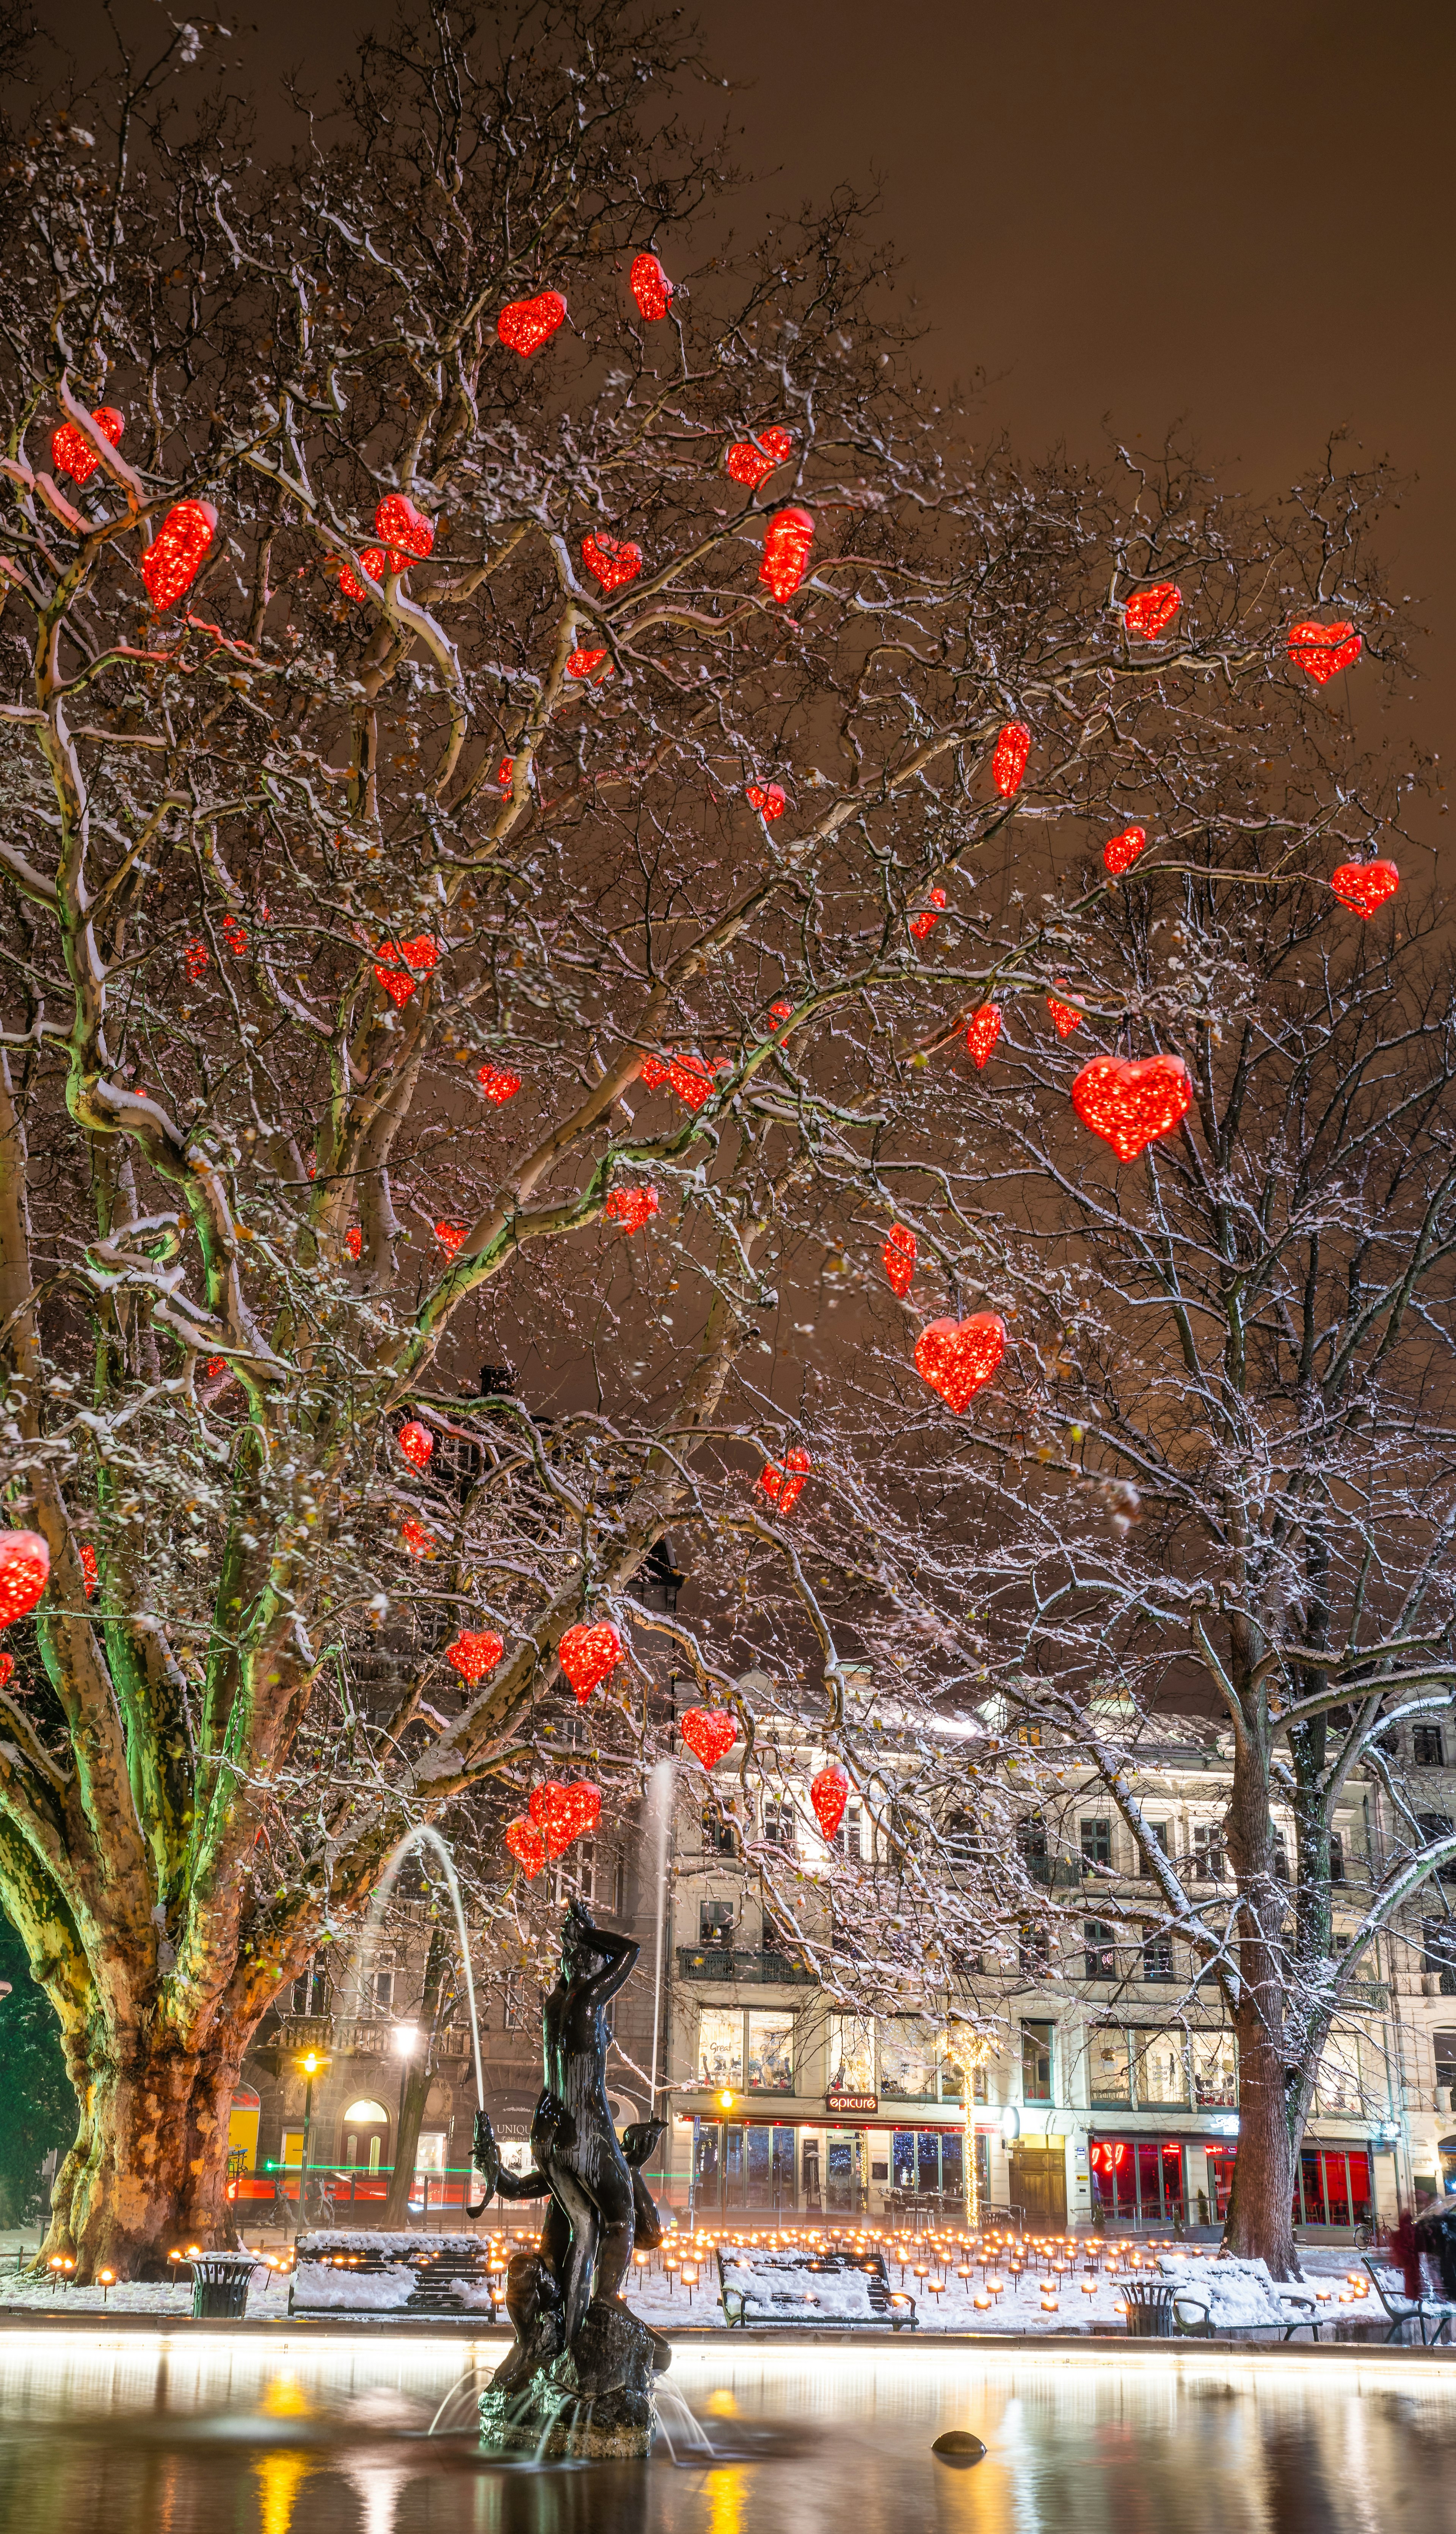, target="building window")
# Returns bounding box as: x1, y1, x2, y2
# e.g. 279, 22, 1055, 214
747, 2009, 795, 2093
370, 1966, 395, 2012
1021, 2019, 1054, 2103
1328, 1831, 1345, 1885
1434, 2030, 1456, 2088
1089, 2028, 1132, 2105
502, 1980, 527, 2031
1313, 2030, 1362, 2118
1191, 2030, 1238, 2106
697, 2008, 743, 2091
1018, 1814, 1050, 1882
1019, 1923, 1050, 1979
1133, 2032, 1189, 2107
290, 1962, 328, 2017
827, 2013, 875, 2095
1147, 1820, 1172, 1858
837, 1801, 864, 1860
1417, 1815, 1456, 1883
762, 1796, 795, 1850
1193, 1822, 1225, 1881
701, 1801, 738, 1857
1142, 1930, 1174, 1982
1272, 1828, 1290, 1881
1083, 1920, 1116, 1981
1423, 1920, 1456, 1995
699, 1898, 735, 1946
1414, 1725, 1446, 1767
880, 2021, 938, 2101
555, 1842, 595, 1905
1081, 1817, 1112, 1869
1015, 1722, 1042, 1747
